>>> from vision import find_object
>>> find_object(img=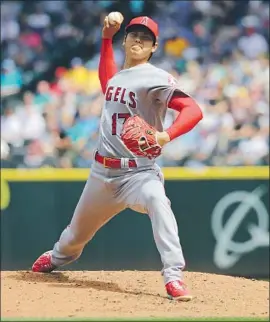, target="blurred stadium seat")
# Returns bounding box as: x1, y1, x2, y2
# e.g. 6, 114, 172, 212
1, 0, 269, 168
